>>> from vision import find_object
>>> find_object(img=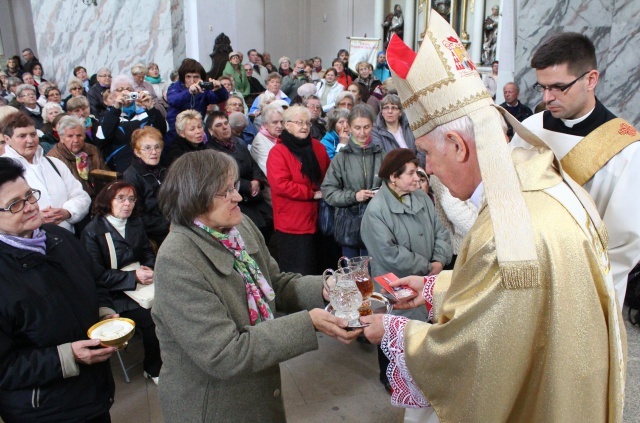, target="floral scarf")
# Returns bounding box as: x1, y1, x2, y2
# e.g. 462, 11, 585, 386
75, 152, 89, 180
194, 220, 275, 325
